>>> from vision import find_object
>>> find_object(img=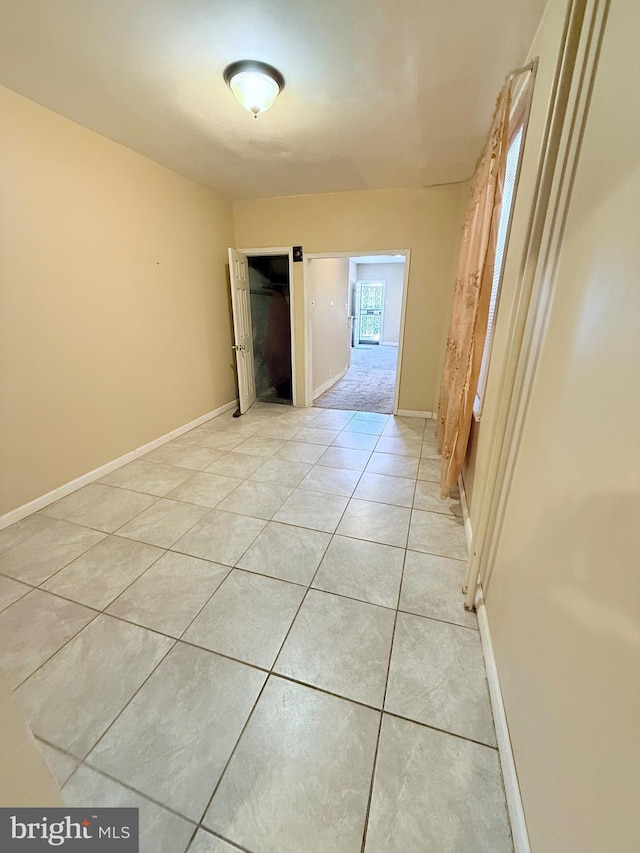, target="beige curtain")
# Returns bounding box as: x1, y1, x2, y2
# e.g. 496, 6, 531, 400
437, 85, 512, 497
